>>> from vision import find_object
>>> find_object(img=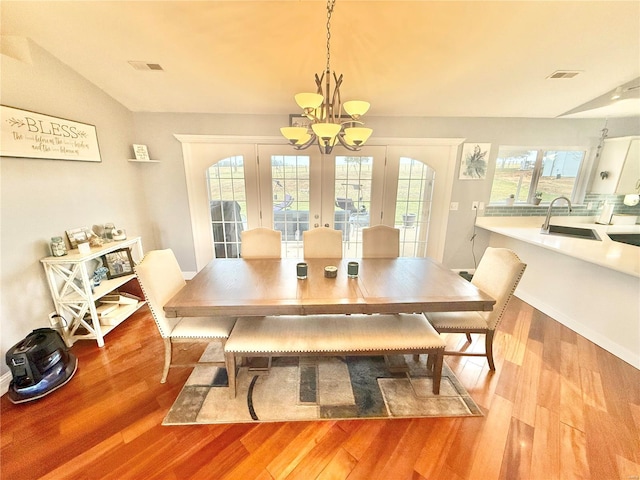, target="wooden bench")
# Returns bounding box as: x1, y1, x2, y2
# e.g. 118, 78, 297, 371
224, 313, 446, 398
